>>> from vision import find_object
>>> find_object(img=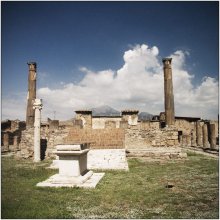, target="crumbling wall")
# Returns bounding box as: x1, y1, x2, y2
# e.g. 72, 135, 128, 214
18, 127, 70, 159
1, 120, 26, 152
174, 119, 194, 135
19, 128, 35, 158
125, 121, 179, 149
